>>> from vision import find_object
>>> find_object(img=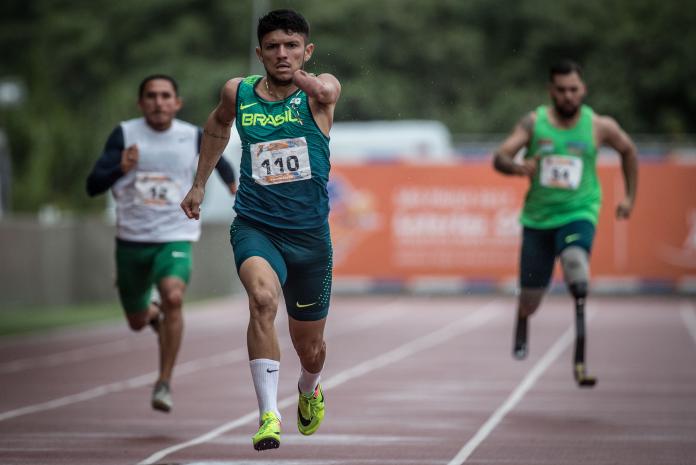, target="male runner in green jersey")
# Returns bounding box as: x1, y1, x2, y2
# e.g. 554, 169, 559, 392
181, 9, 340, 451
493, 60, 638, 387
